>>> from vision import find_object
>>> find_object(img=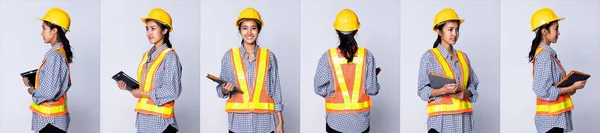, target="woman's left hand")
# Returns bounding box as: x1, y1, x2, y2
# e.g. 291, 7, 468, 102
27, 87, 34, 95
131, 89, 143, 98
276, 123, 284, 133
